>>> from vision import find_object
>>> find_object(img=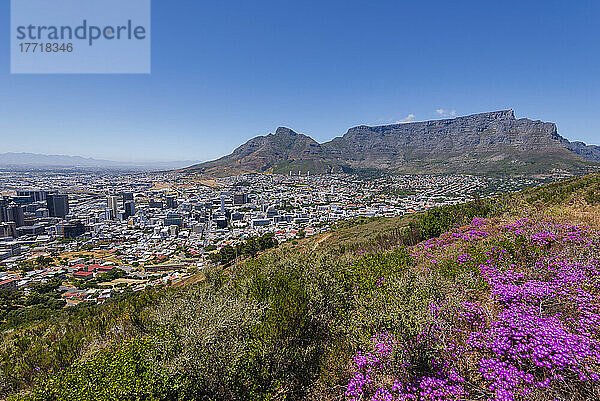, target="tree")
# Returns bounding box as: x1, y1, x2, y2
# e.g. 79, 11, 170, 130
258, 233, 278, 250
35, 255, 53, 267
